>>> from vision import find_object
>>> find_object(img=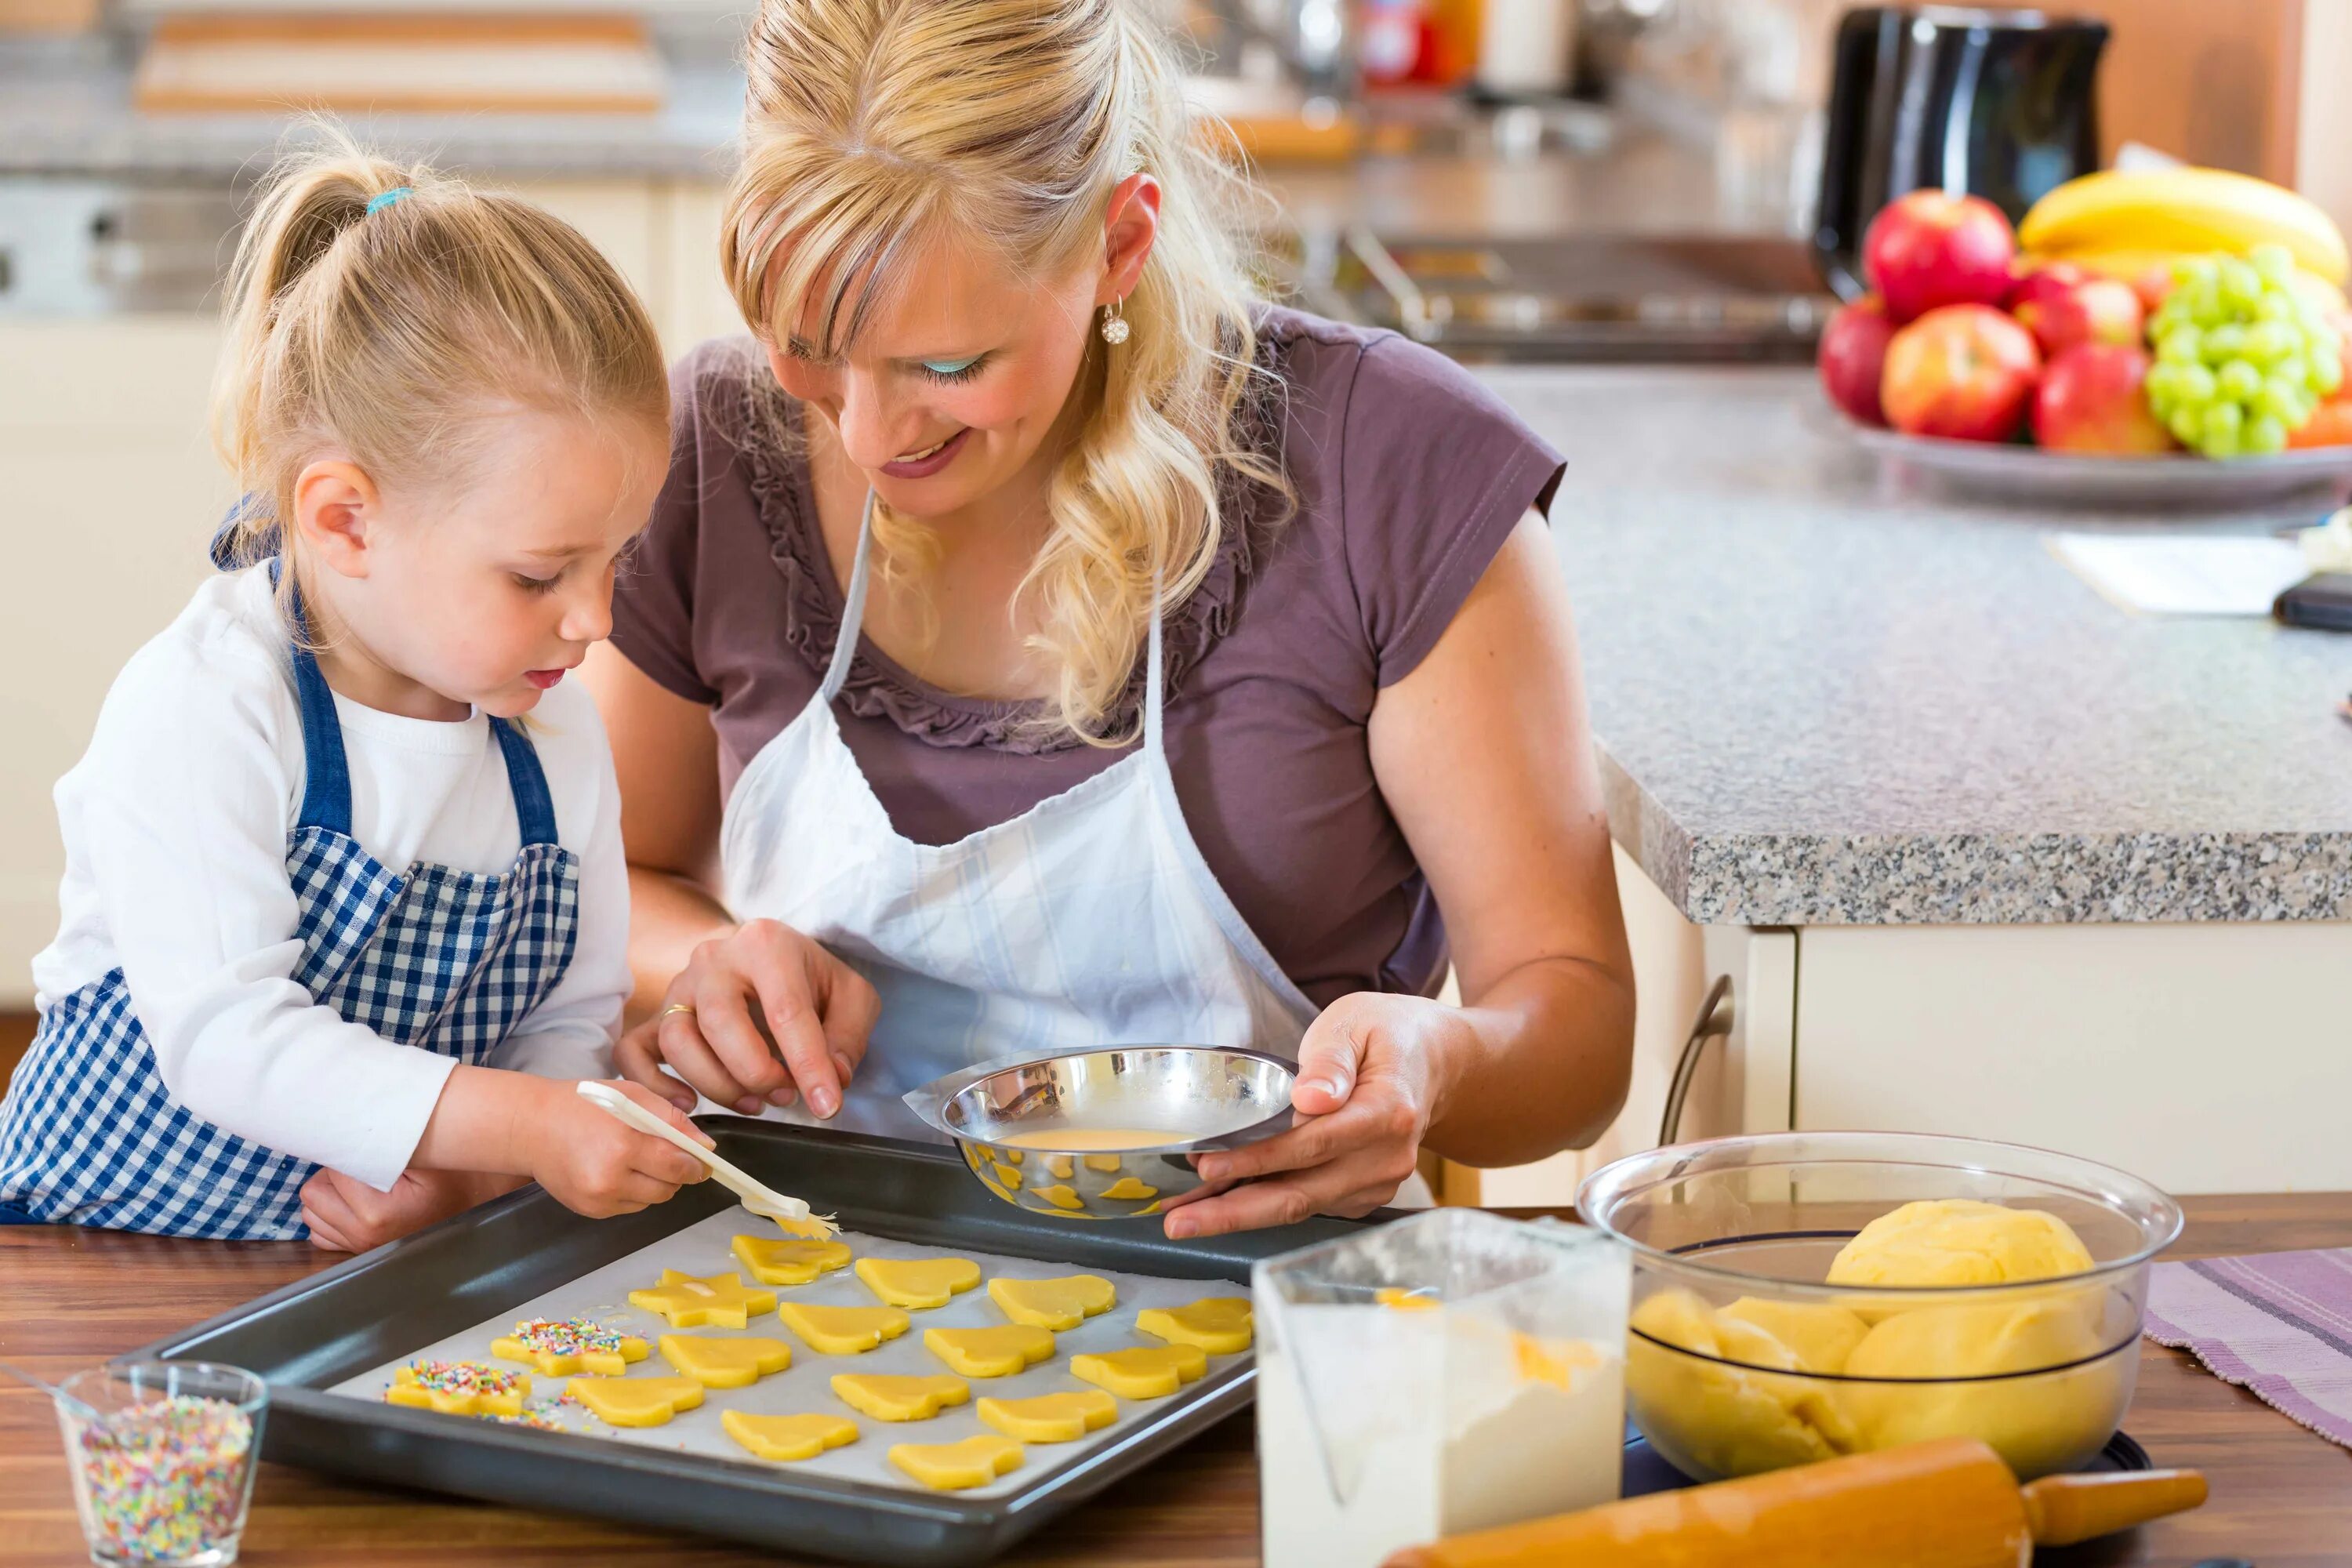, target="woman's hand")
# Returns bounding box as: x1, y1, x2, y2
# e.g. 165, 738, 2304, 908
299, 1166, 523, 1254
1158, 993, 1468, 1240
614, 919, 880, 1120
